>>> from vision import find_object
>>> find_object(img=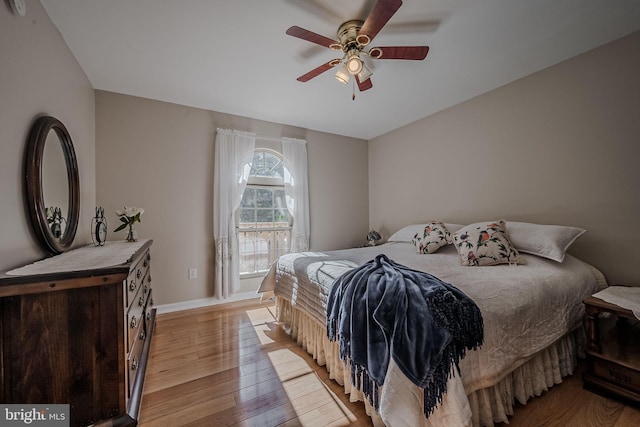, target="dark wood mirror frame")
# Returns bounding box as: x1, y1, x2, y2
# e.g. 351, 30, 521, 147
25, 116, 80, 254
